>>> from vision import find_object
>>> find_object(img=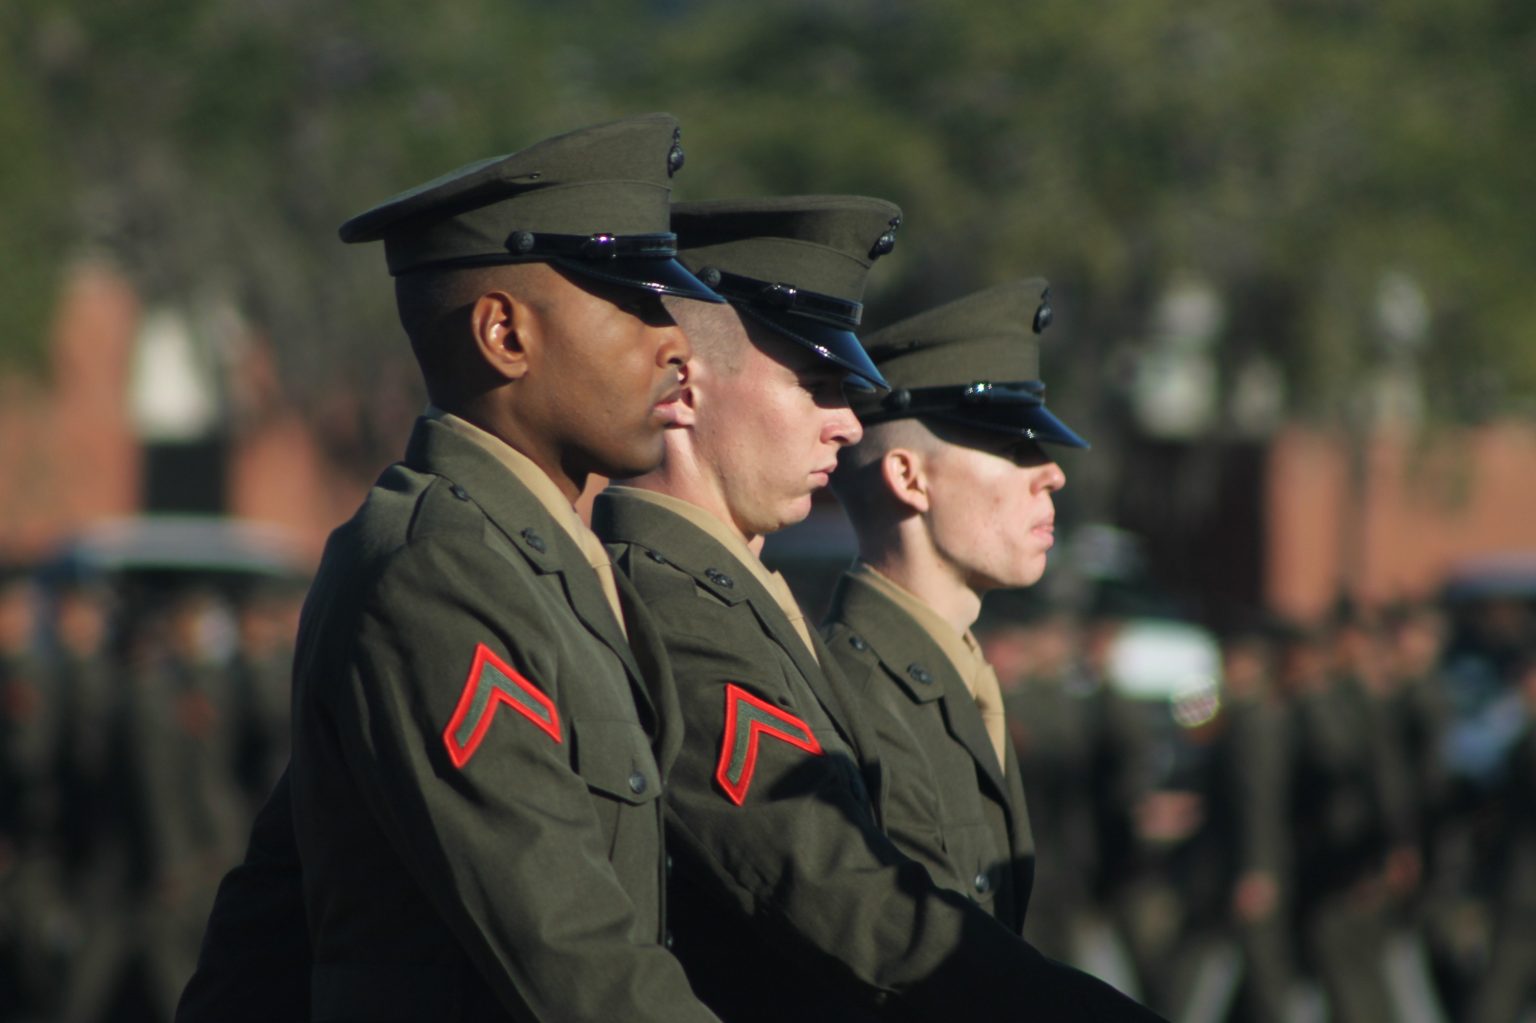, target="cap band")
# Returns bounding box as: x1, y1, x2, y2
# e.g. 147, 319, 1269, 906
703, 269, 863, 329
